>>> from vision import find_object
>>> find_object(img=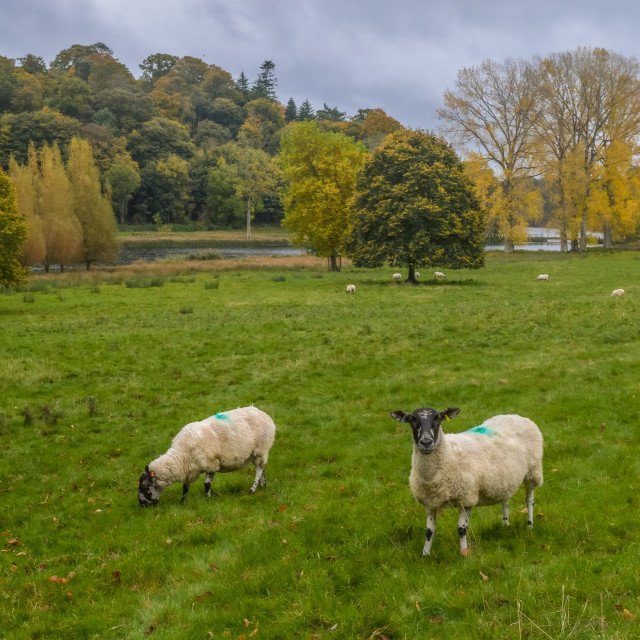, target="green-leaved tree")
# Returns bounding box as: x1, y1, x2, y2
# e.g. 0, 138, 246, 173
346, 129, 485, 282
0, 166, 28, 287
